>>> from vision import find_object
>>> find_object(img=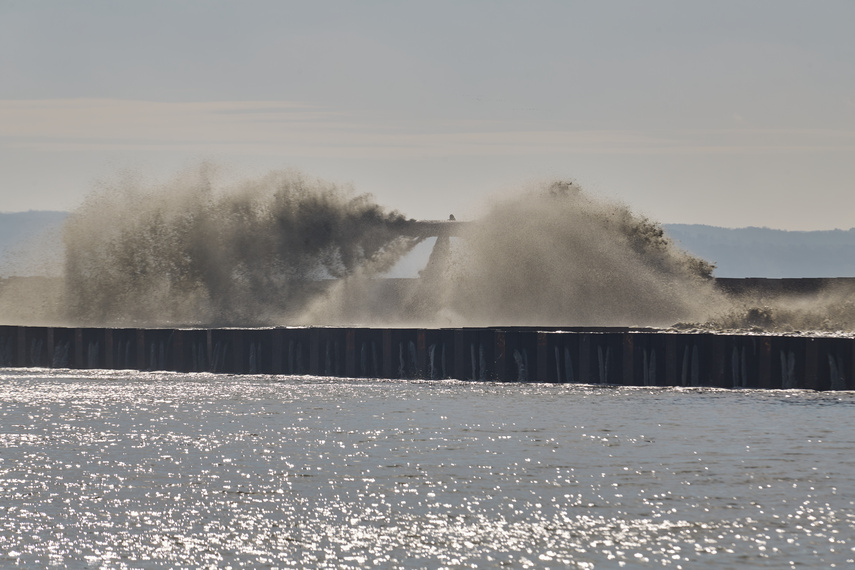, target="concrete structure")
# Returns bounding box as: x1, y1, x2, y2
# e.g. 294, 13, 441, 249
1, 325, 852, 390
